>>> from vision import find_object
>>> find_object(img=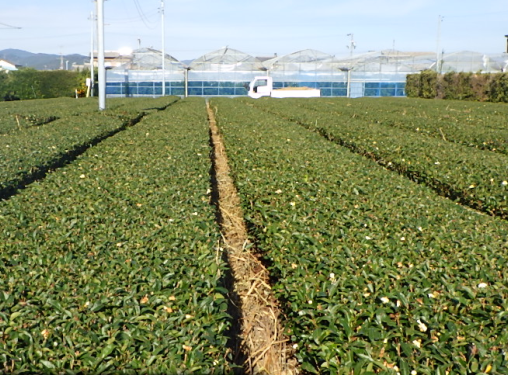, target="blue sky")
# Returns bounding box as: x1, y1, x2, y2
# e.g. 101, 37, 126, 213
1, 0, 507, 60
